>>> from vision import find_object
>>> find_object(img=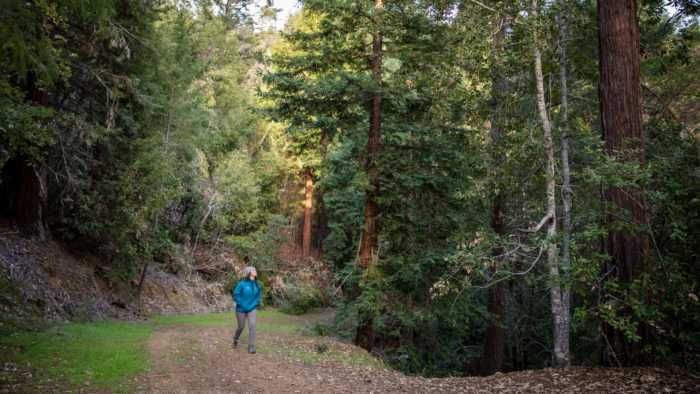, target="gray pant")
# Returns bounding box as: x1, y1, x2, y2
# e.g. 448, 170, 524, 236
234, 309, 256, 346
